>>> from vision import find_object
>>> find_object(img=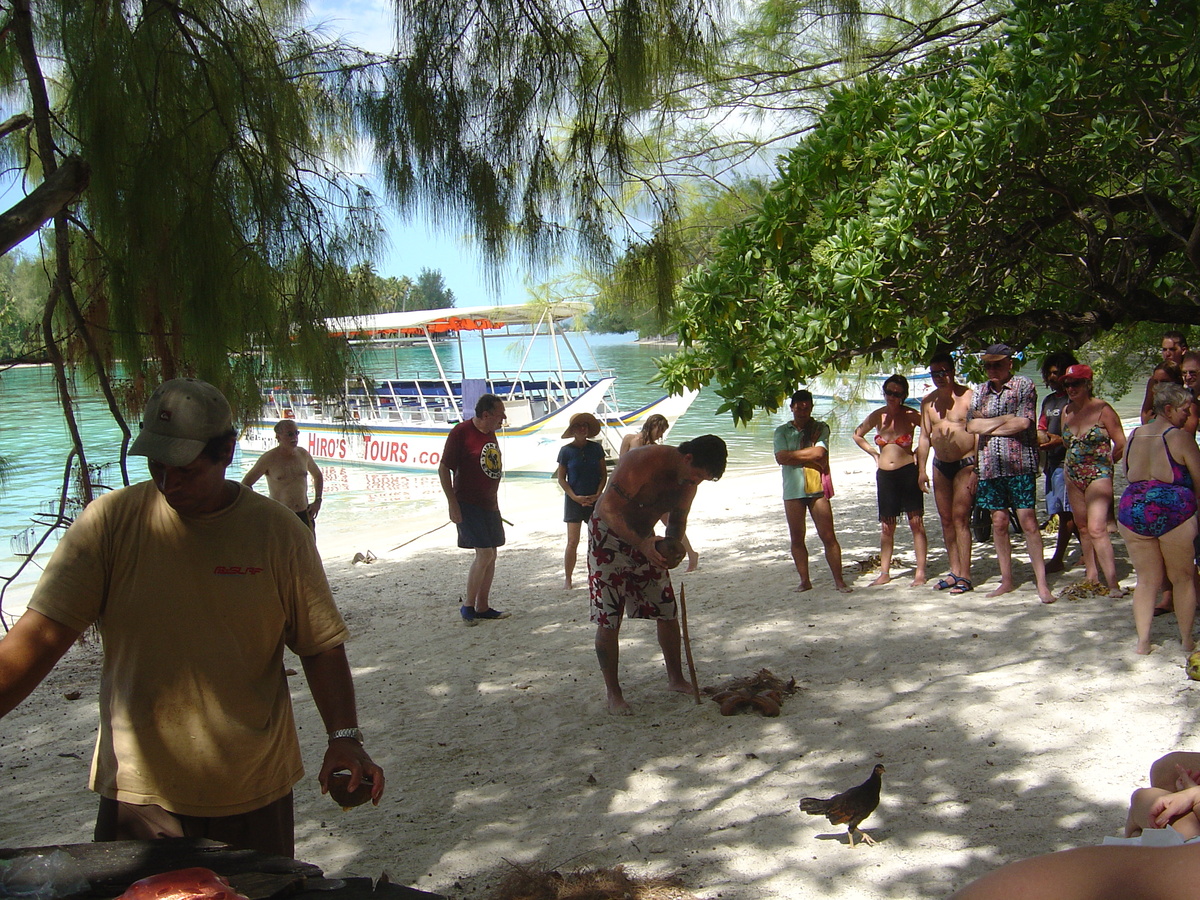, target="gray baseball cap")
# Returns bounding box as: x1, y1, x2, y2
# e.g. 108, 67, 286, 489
130, 378, 233, 466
